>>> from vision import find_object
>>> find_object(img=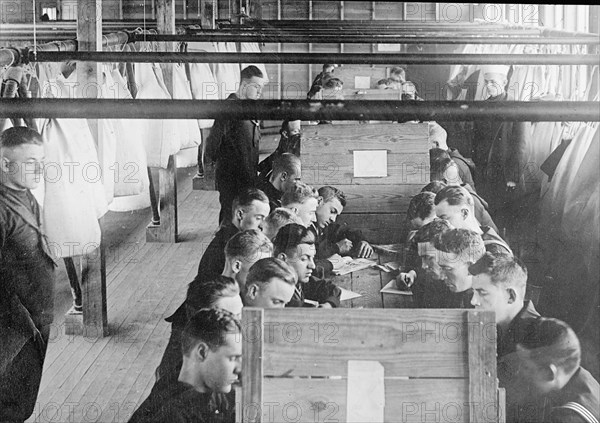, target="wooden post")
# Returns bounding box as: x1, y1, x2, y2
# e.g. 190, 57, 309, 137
68, 0, 108, 337
147, 0, 179, 243
242, 308, 264, 423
